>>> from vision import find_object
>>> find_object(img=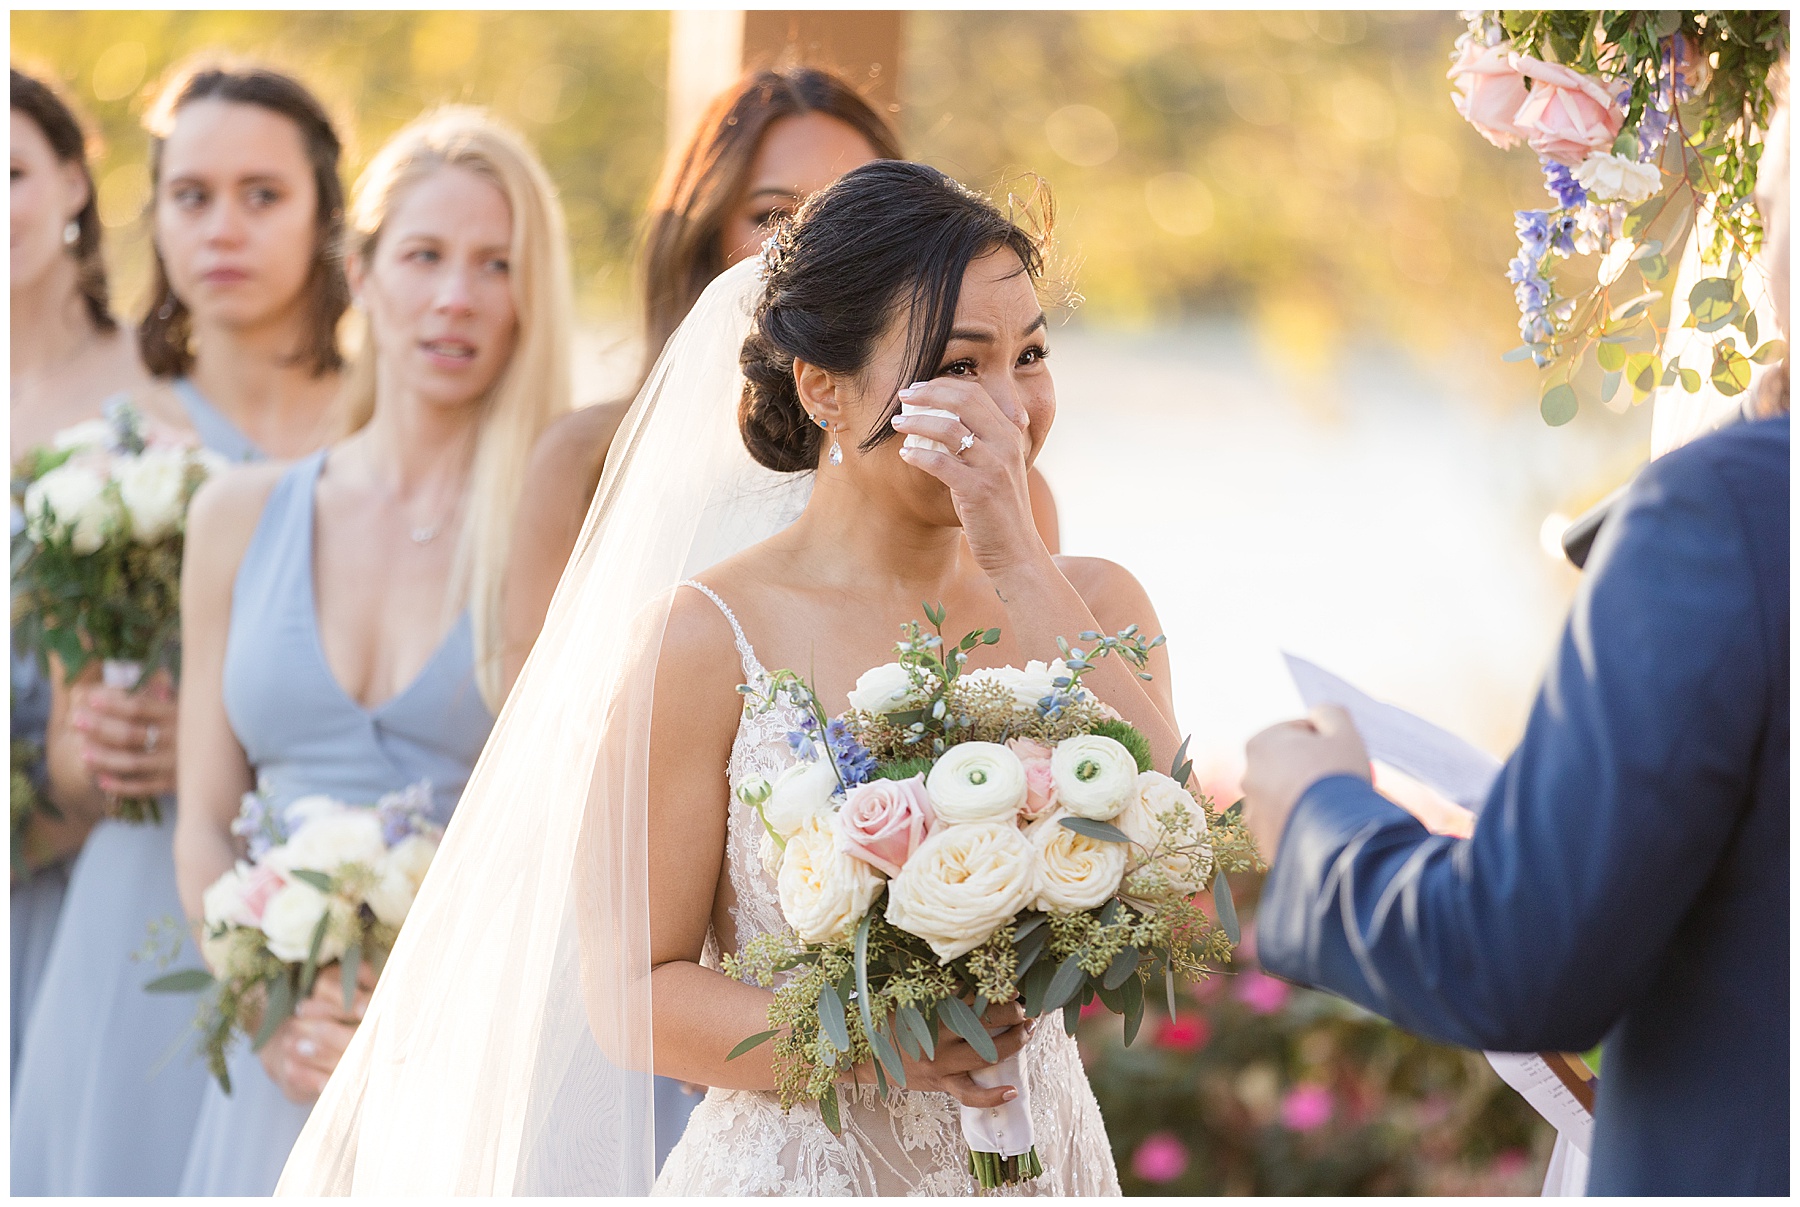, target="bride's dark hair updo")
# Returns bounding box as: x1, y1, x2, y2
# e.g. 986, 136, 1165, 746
739, 160, 1050, 473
